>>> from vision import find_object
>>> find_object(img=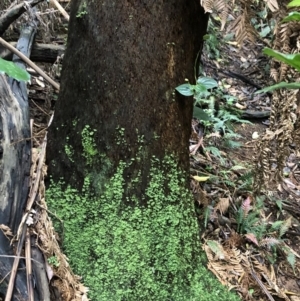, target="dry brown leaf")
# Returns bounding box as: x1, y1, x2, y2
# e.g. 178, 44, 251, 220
214, 197, 230, 215
0, 224, 13, 238
265, 0, 279, 12
200, 0, 229, 30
